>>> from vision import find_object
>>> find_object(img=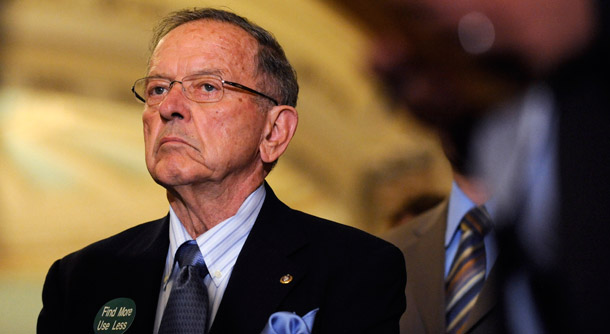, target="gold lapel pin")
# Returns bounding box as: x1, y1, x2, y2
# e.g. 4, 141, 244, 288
279, 274, 293, 284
